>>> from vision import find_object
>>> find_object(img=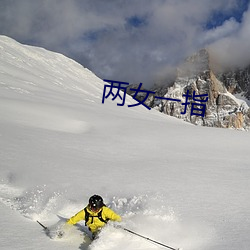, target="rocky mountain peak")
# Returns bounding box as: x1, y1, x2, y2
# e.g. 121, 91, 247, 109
177, 48, 210, 78
130, 49, 250, 130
